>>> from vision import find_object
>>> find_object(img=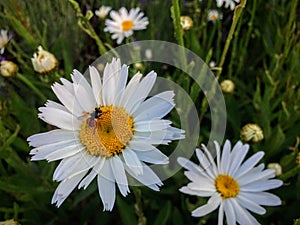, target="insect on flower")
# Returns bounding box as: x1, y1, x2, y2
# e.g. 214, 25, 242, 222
87, 107, 102, 127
